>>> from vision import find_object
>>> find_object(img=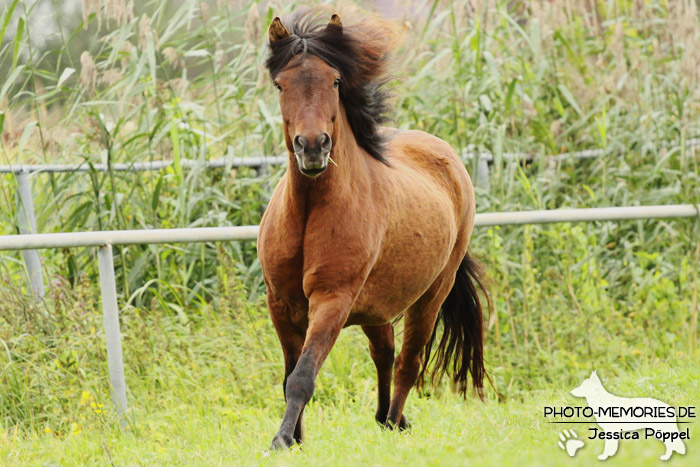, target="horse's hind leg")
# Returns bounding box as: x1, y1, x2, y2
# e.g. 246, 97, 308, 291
362, 324, 396, 425
385, 278, 453, 430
